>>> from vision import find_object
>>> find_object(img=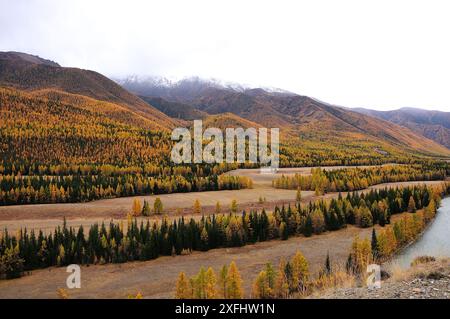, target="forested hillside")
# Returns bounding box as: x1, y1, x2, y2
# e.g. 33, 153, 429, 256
120, 77, 450, 162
